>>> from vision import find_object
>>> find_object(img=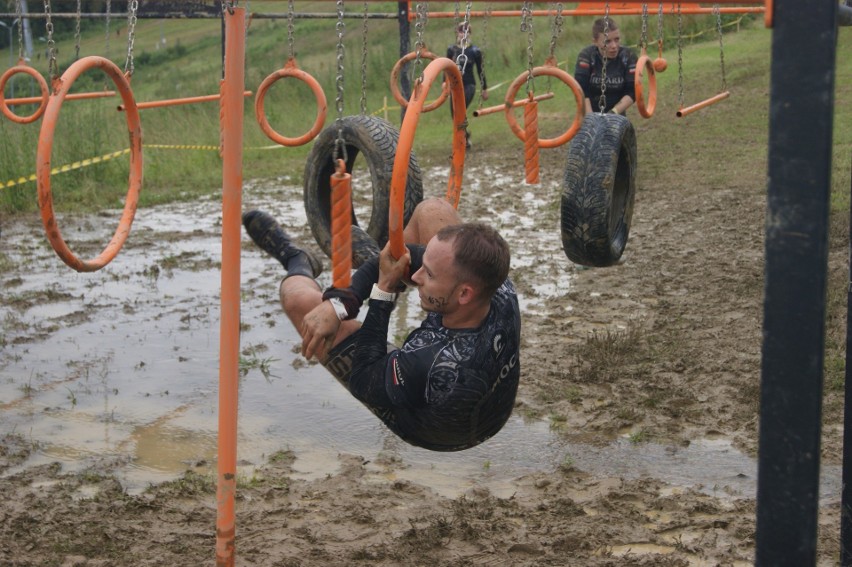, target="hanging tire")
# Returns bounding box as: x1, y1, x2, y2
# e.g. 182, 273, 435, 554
303, 115, 423, 258
560, 113, 637, 267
